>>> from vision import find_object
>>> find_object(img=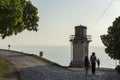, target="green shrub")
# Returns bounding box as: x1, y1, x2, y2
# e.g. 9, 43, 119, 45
0, 77, 5, 80
0, 56, 18, 80
115, 65, 120, 73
